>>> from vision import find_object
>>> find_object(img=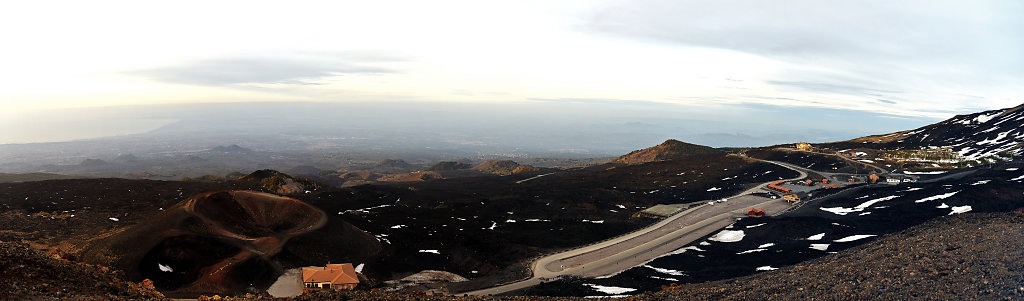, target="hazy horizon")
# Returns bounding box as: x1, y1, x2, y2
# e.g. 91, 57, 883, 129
0, 100, 946, 149
2, 1, 1021, 138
